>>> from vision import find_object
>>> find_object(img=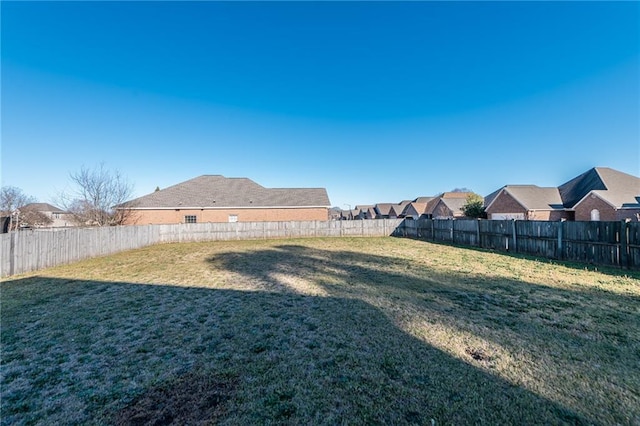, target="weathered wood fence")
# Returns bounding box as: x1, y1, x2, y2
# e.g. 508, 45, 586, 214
2, 219, 638, 277
396, 219, 640, 269
0, 219, 403, 277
